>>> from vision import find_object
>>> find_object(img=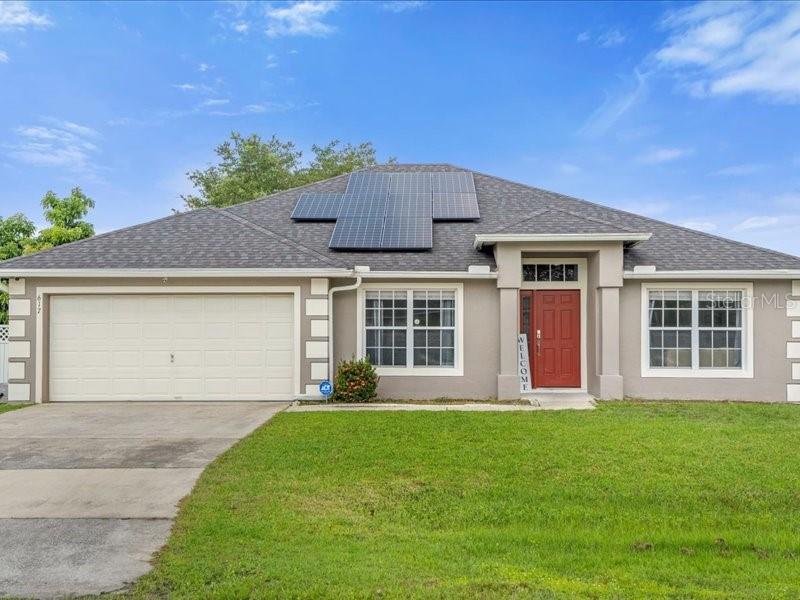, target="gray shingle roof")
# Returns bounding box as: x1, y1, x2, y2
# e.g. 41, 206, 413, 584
1, 163, 798, 272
